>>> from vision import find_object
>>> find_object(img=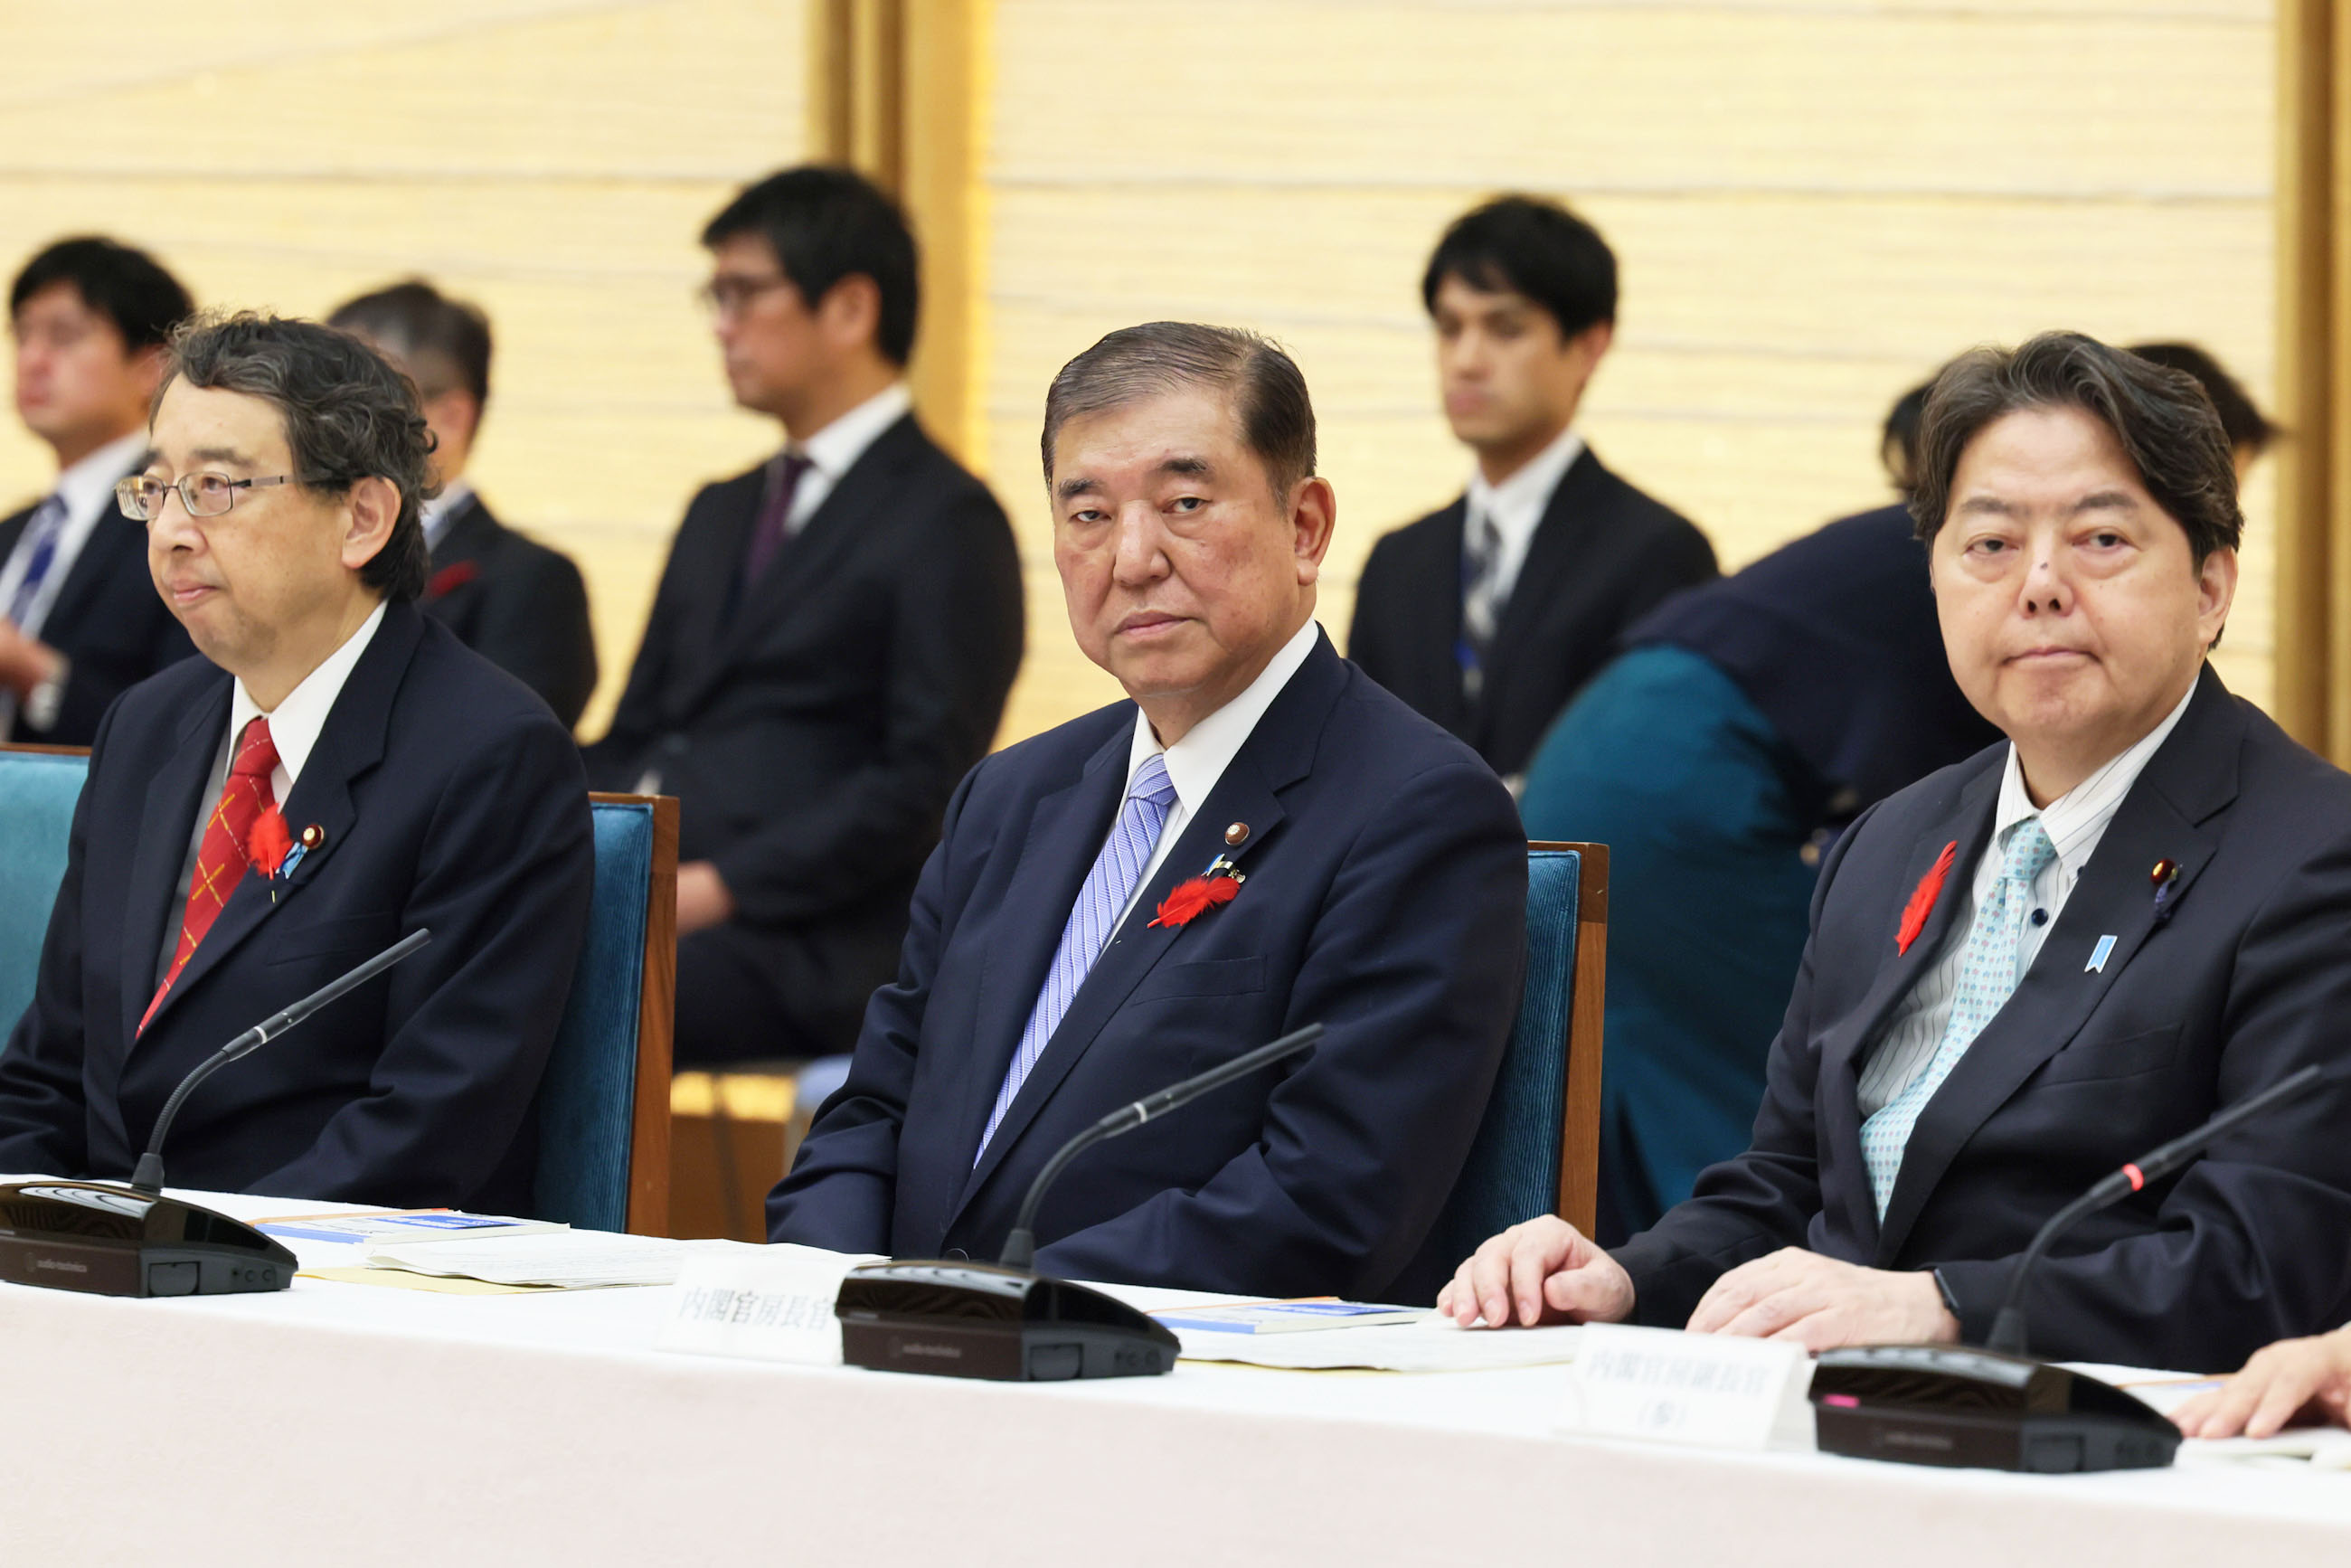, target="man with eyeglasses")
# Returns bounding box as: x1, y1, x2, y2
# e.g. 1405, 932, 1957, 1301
1, 236, 198, 743
583, 165, 1023, 1070
0, 312, 594, 1212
